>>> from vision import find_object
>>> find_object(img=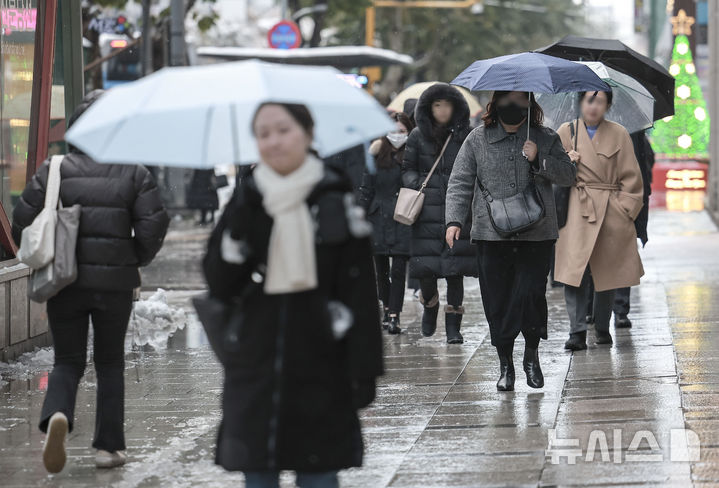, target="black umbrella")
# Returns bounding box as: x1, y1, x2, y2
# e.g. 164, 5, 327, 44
536, 35, 675, 120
